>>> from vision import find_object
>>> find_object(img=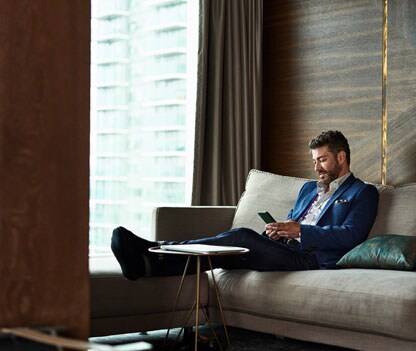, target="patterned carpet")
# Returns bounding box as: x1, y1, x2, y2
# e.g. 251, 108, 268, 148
90, 324, 353, 351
